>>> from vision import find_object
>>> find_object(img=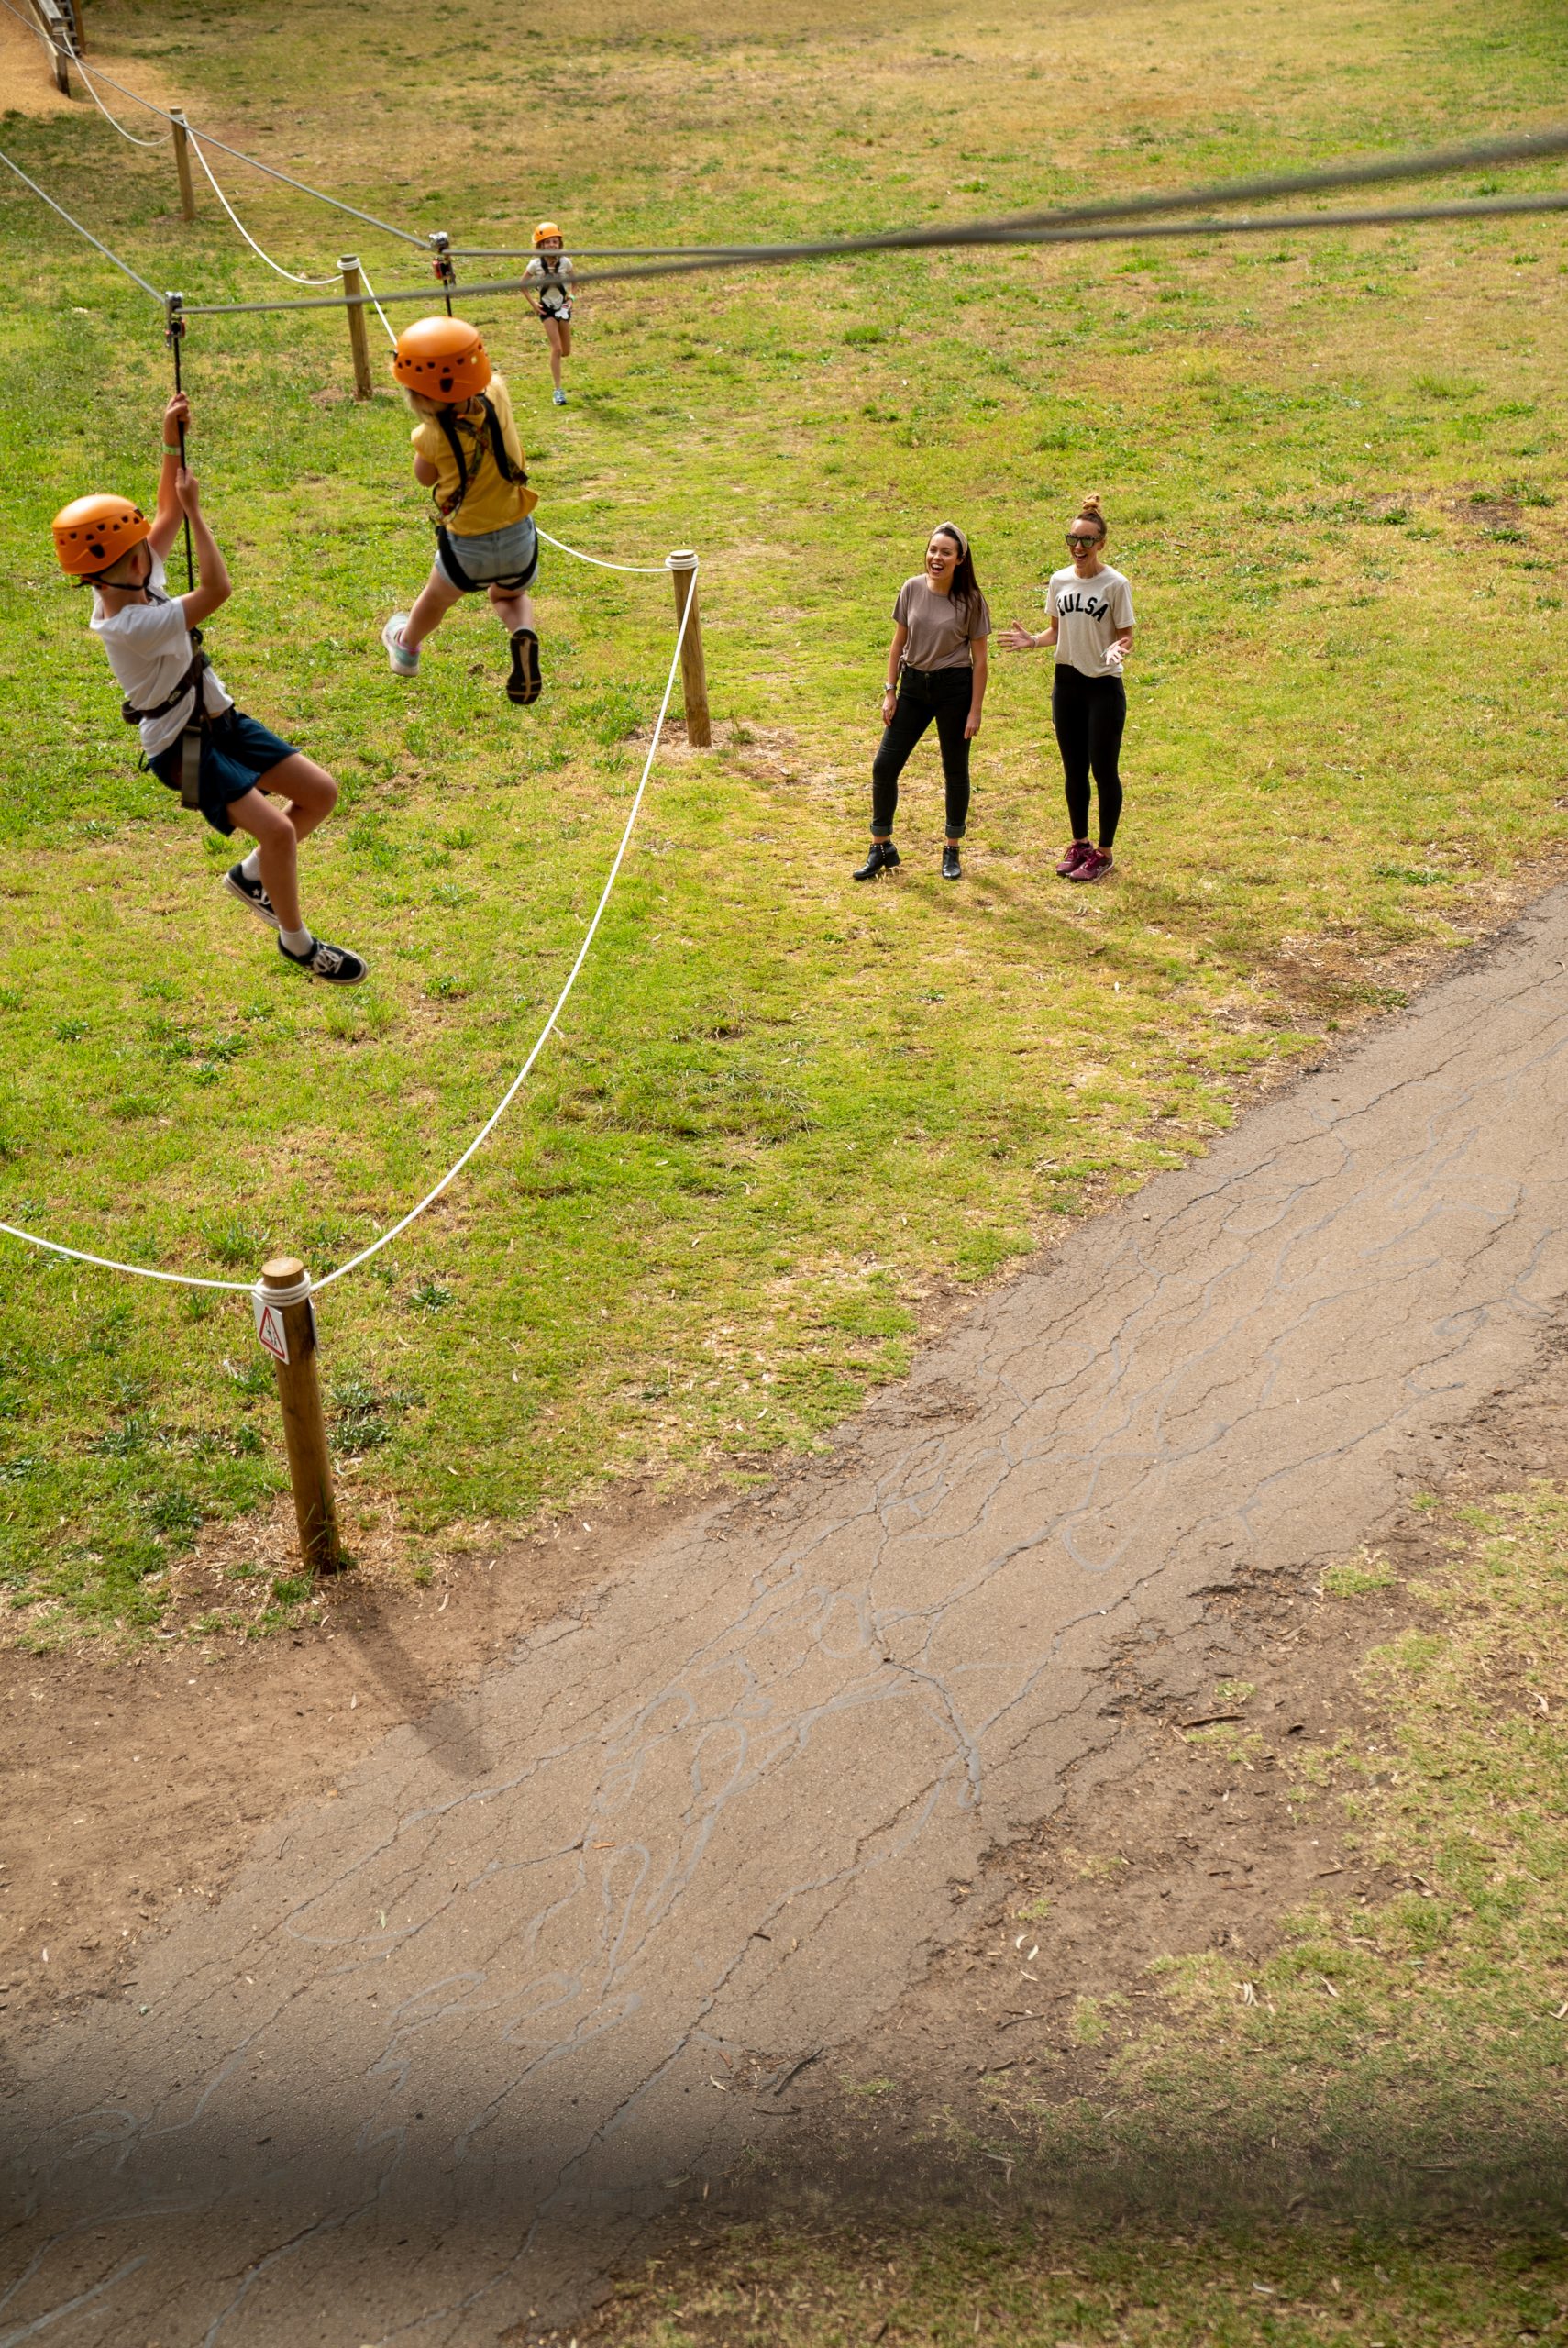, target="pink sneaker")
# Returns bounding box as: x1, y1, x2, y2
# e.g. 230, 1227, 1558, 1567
1067, 847, 1115, 883
1055, 839, 1093, 876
